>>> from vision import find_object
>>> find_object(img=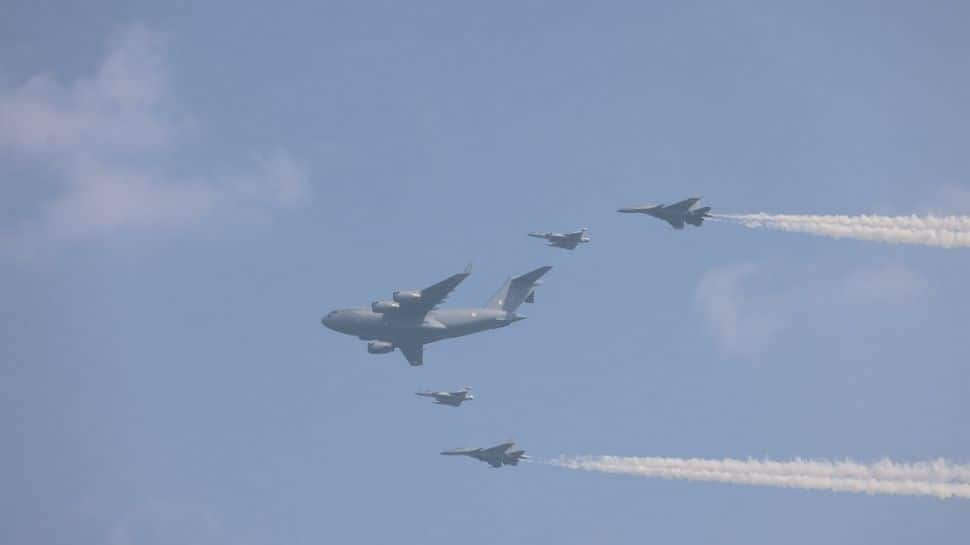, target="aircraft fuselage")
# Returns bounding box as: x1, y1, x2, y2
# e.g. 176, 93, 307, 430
321, 308, 520, 345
